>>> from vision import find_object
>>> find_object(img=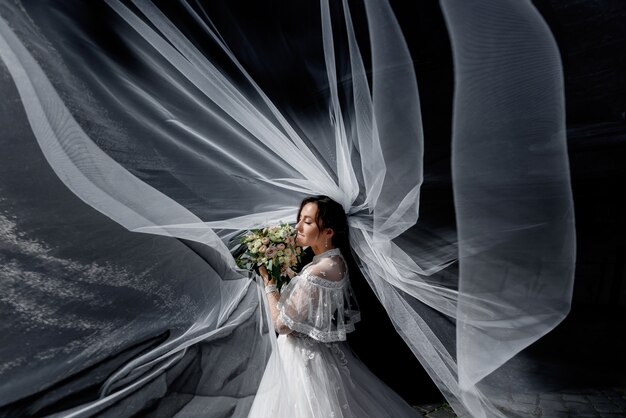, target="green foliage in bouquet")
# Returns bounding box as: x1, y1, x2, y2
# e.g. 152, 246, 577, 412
236, 223, 303, 291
